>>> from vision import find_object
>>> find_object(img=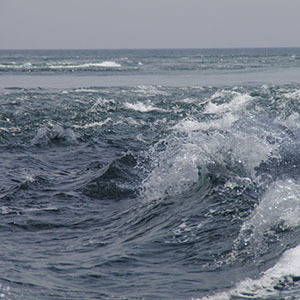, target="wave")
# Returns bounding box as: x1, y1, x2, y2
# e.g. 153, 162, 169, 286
32, 122, 78, 146
202, 245, 300, 300
135, 86, 300, 299
2, 81, 300, 299
237, 178, 300, 245
0, 62, 33, 69
124, 101, 167, 113
48, 61, 121, 69
0, 61, 121, 71
135, 85, 171, 96
80, 154, 138, 200
140, 120, 276, 202
204, 90, 253, 114
73, 88, 99, 93
139, 86, 300, 201
73, 118, 112, 129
